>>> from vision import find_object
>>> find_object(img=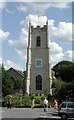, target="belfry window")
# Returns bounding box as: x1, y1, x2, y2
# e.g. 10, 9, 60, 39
36, 75, 42, 90
36, 36, 41, 46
